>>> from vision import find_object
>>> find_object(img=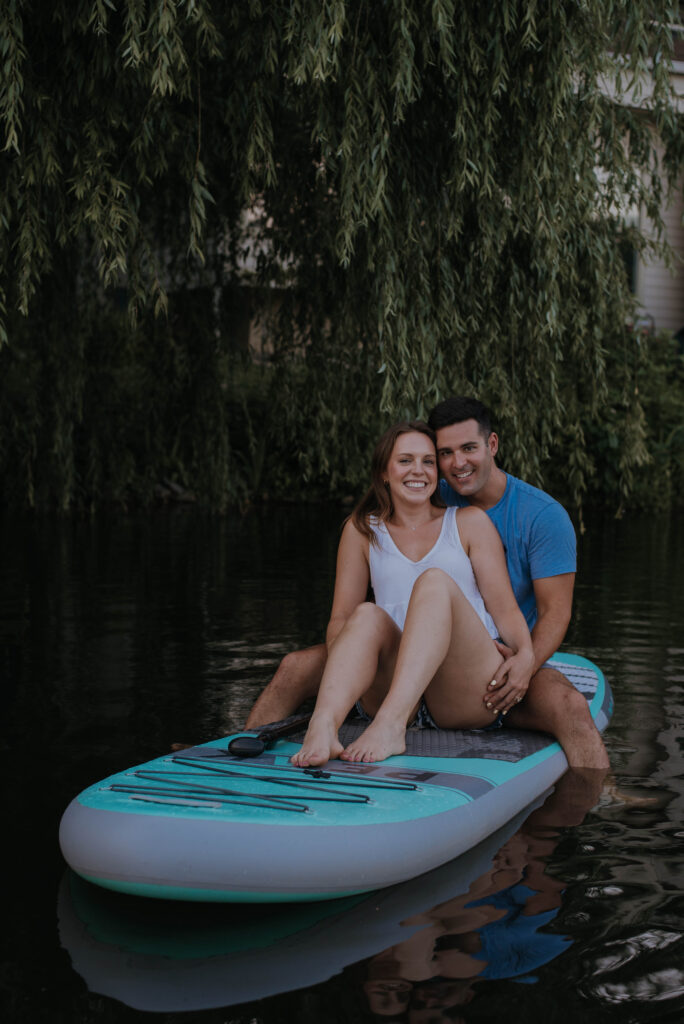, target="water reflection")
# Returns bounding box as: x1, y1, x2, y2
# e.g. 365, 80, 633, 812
360, 769, 606, 1021
58, 769, 606, 1015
